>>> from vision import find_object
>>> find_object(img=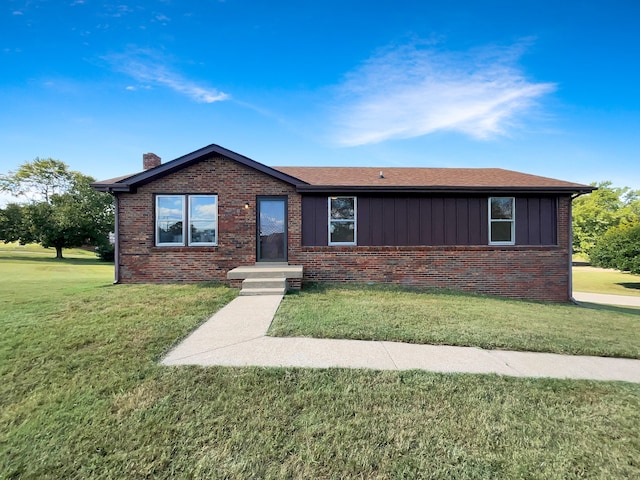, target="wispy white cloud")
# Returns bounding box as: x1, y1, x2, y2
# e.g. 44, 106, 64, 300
331, 41, 555, 146
105, 49, 229, 103
105, 4, 134, 18
125, 84, 151, 91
